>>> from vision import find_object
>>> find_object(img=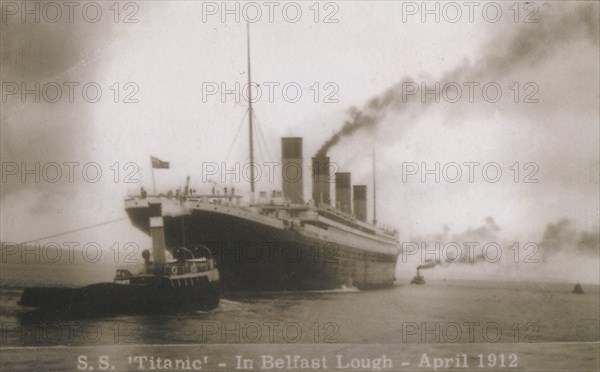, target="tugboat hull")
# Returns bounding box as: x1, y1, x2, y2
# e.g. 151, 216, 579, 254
19, 277, 220, 316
